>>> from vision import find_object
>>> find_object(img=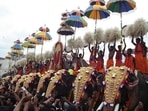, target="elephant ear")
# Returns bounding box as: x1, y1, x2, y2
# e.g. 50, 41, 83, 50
73, 67, 93, 103
45, 69, 65, 98
37, 70, 54, 92
104, 66, 128, 104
